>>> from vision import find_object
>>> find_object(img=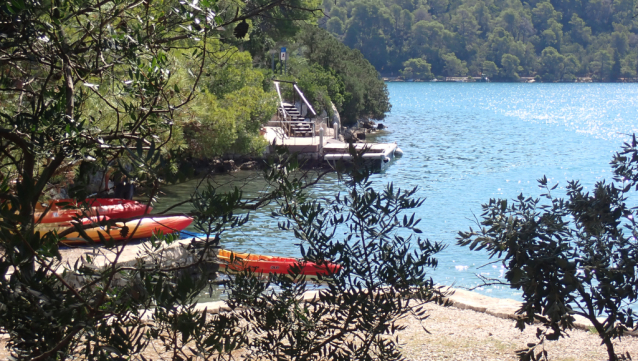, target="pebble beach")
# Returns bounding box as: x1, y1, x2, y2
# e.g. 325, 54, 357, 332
3, 287, 638, 360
